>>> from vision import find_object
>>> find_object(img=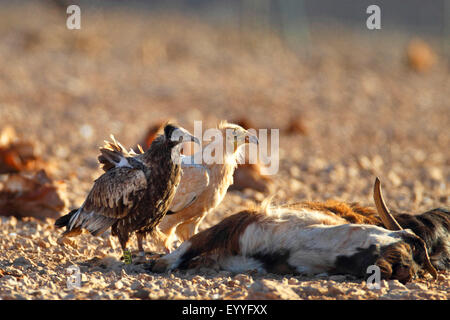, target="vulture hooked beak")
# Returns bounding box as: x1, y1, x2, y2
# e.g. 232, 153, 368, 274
373, 177, 438, 280
186, 134, 200, 145
172, 127, 200, 146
